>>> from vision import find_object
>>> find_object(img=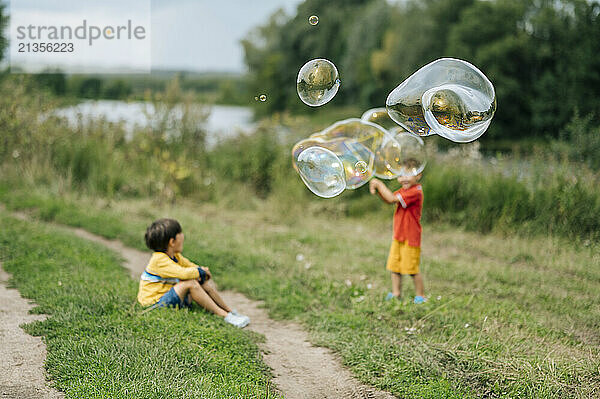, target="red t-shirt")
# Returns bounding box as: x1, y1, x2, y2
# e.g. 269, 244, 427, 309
392, 184, 423, 247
